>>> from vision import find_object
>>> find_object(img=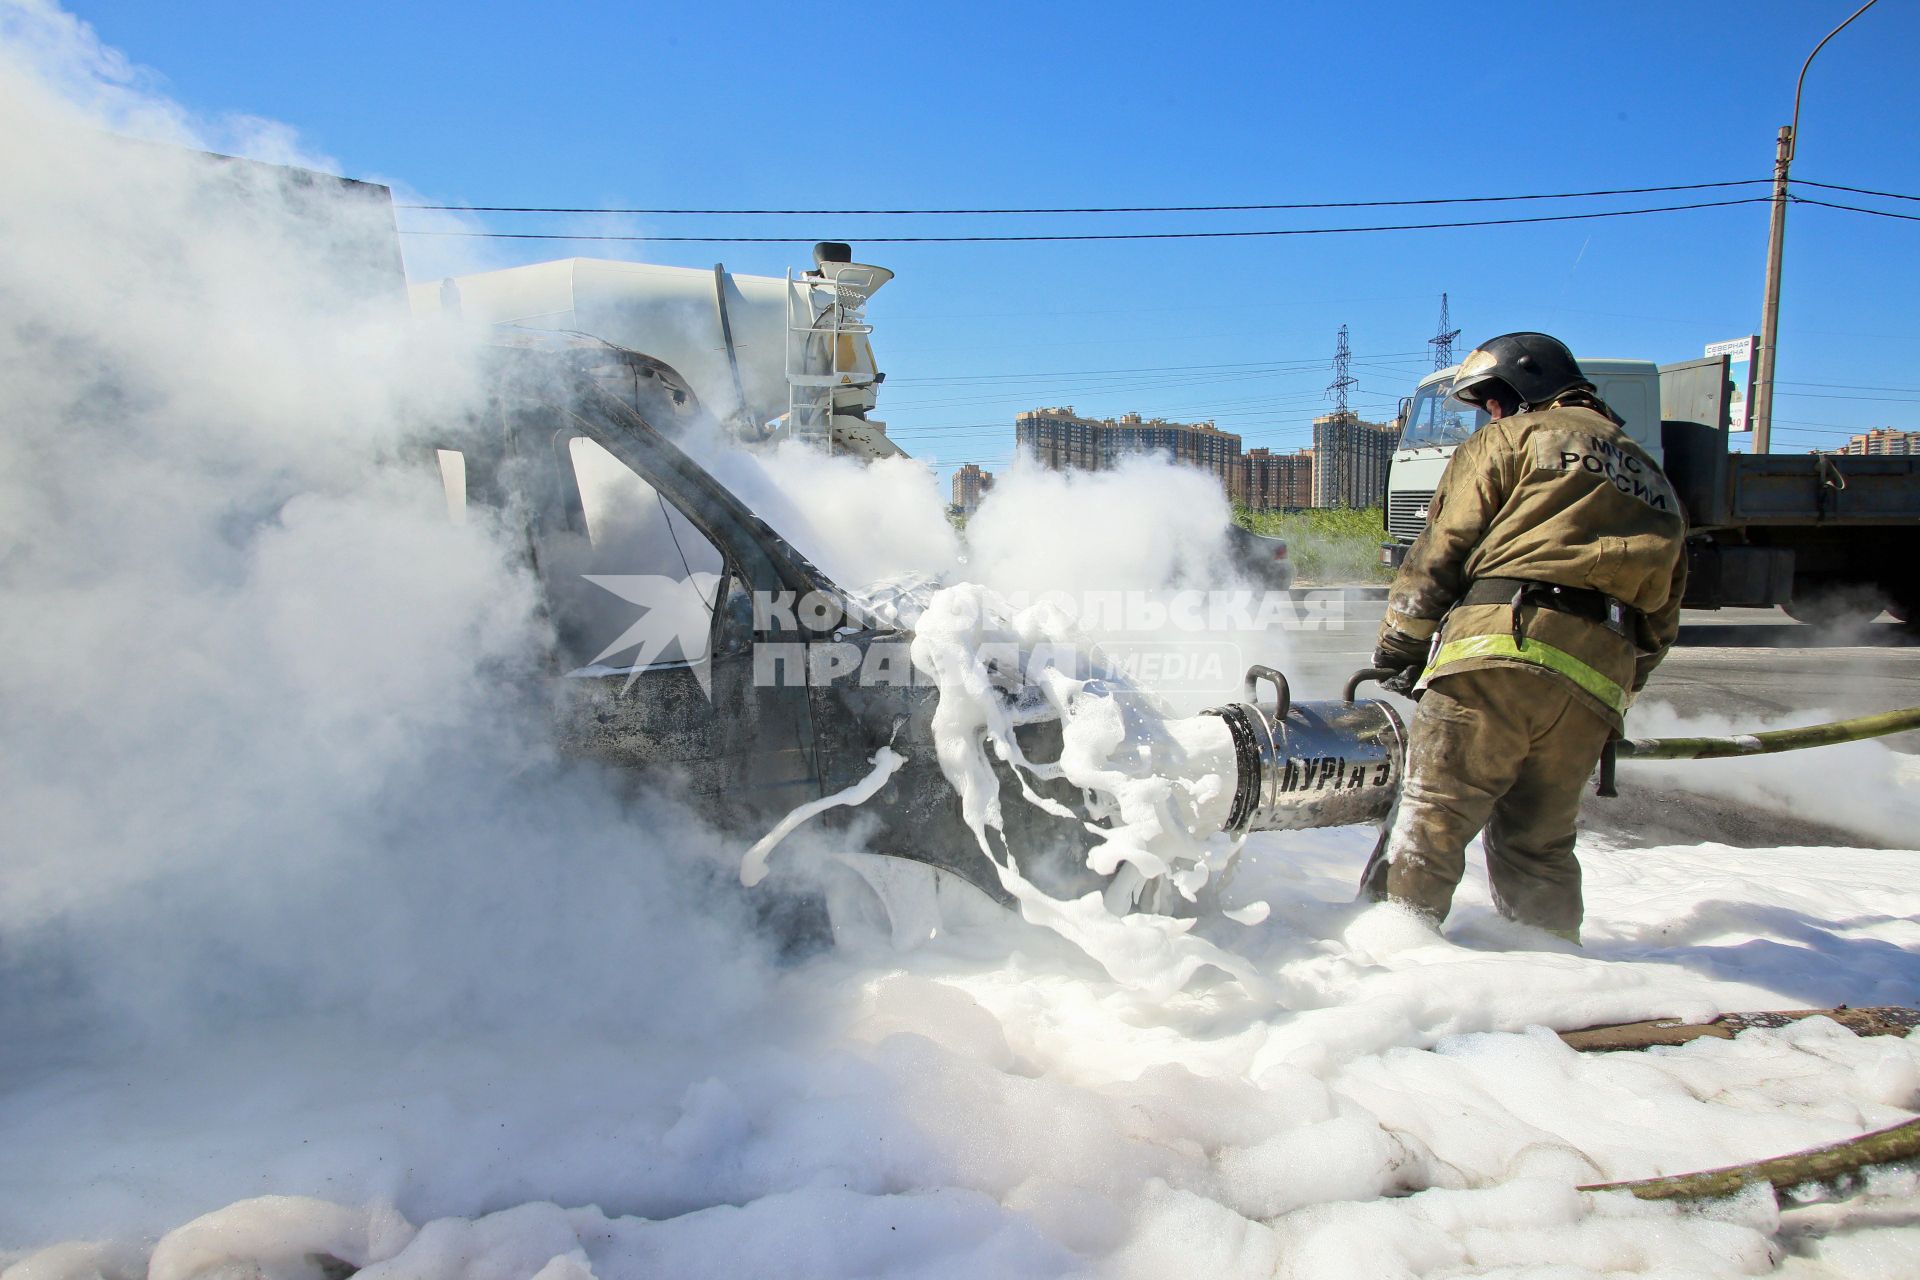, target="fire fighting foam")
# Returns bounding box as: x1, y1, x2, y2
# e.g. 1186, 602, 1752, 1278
5, 8, 1920, 1277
